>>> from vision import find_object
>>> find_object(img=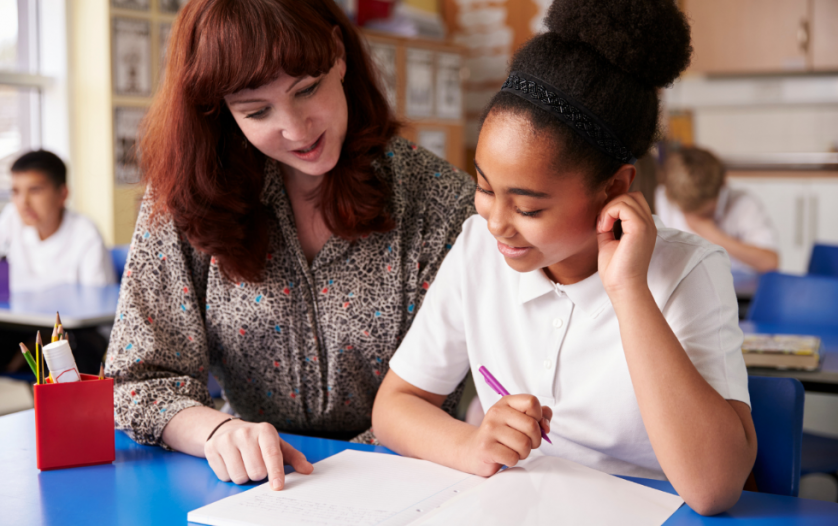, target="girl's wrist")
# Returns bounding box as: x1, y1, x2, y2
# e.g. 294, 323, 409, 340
605, 280, 653, 309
